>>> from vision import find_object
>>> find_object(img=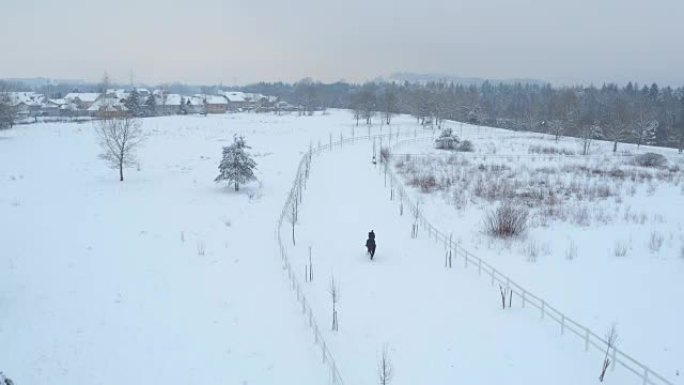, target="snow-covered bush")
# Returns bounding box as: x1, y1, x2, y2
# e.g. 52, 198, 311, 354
434, 128, 459, 150
457, 140, 474, 152
633, 152, 667, 168
484, 203, 529, 238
